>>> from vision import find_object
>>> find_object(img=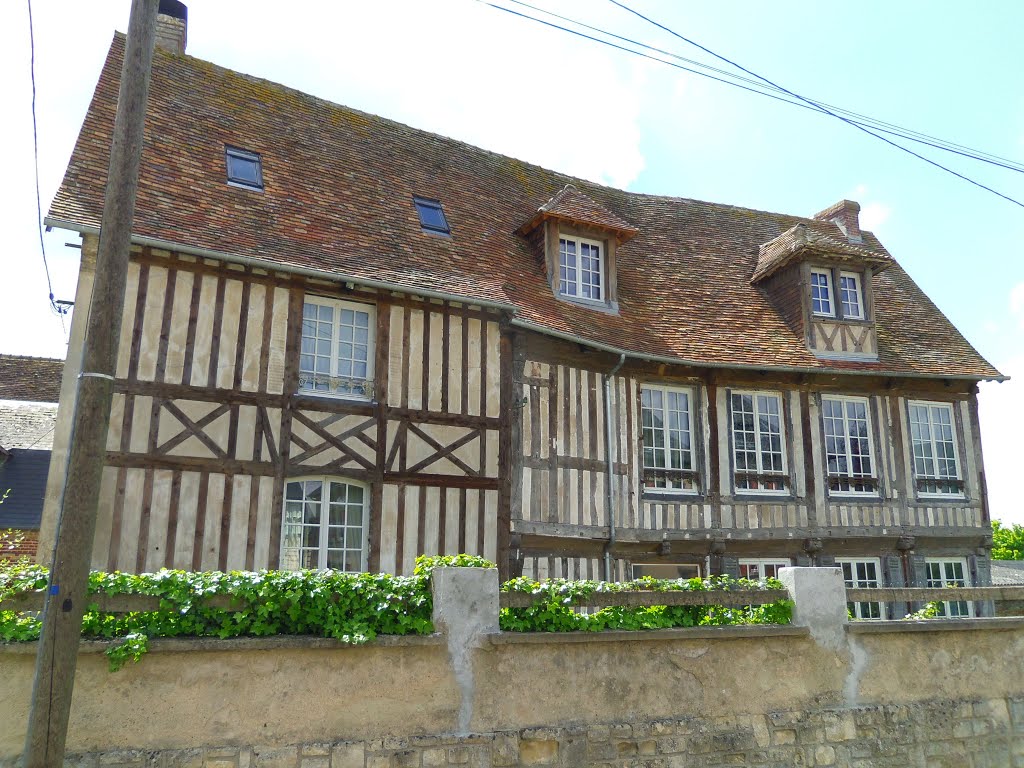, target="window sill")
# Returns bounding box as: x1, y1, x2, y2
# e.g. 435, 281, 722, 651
294, 390, 374, 405
641, 489, 703, 502
553, 292, 620, 315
